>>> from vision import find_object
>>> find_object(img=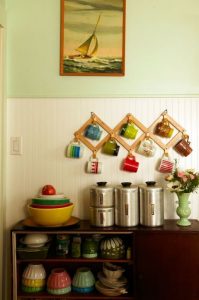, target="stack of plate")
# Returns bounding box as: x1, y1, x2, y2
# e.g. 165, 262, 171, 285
95, 263, 128, 296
